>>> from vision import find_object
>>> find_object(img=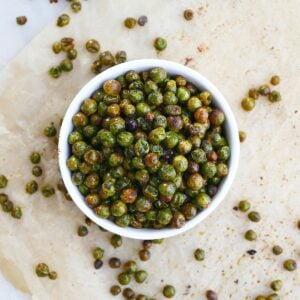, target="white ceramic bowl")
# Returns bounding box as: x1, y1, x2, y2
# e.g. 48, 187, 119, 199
59, 59, 239, 240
